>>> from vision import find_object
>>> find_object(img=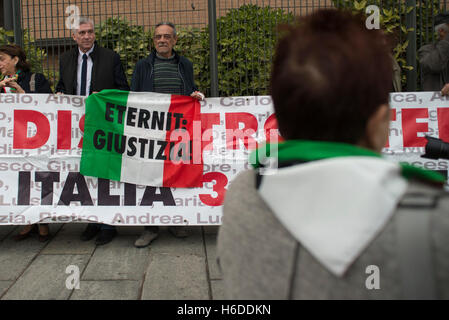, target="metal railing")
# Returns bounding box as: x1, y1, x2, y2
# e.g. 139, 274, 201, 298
3, 0, 449, 94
